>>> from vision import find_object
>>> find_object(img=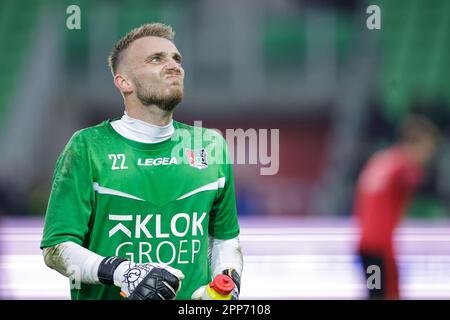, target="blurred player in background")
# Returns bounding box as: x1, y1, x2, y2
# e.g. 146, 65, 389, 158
40, 23, 242, 300
354, 114, 440, 299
